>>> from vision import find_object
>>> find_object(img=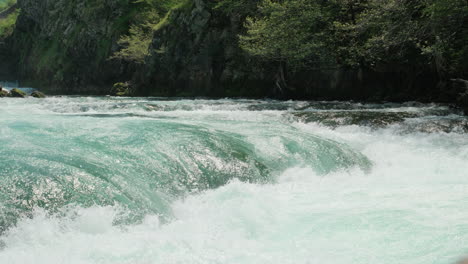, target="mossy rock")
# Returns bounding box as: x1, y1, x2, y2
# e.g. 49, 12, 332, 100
111, 82, 132, 97
31, 91, 46, 98
0, 87, 9, 97
10, 88, 26, 98
0, 90, 9, 97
